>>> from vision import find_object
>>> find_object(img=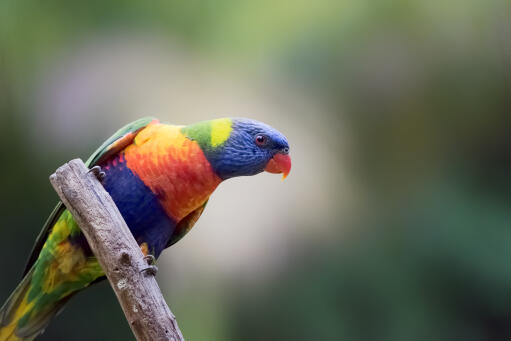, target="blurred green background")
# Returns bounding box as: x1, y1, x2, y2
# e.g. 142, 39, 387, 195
1, 1, 511, 340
